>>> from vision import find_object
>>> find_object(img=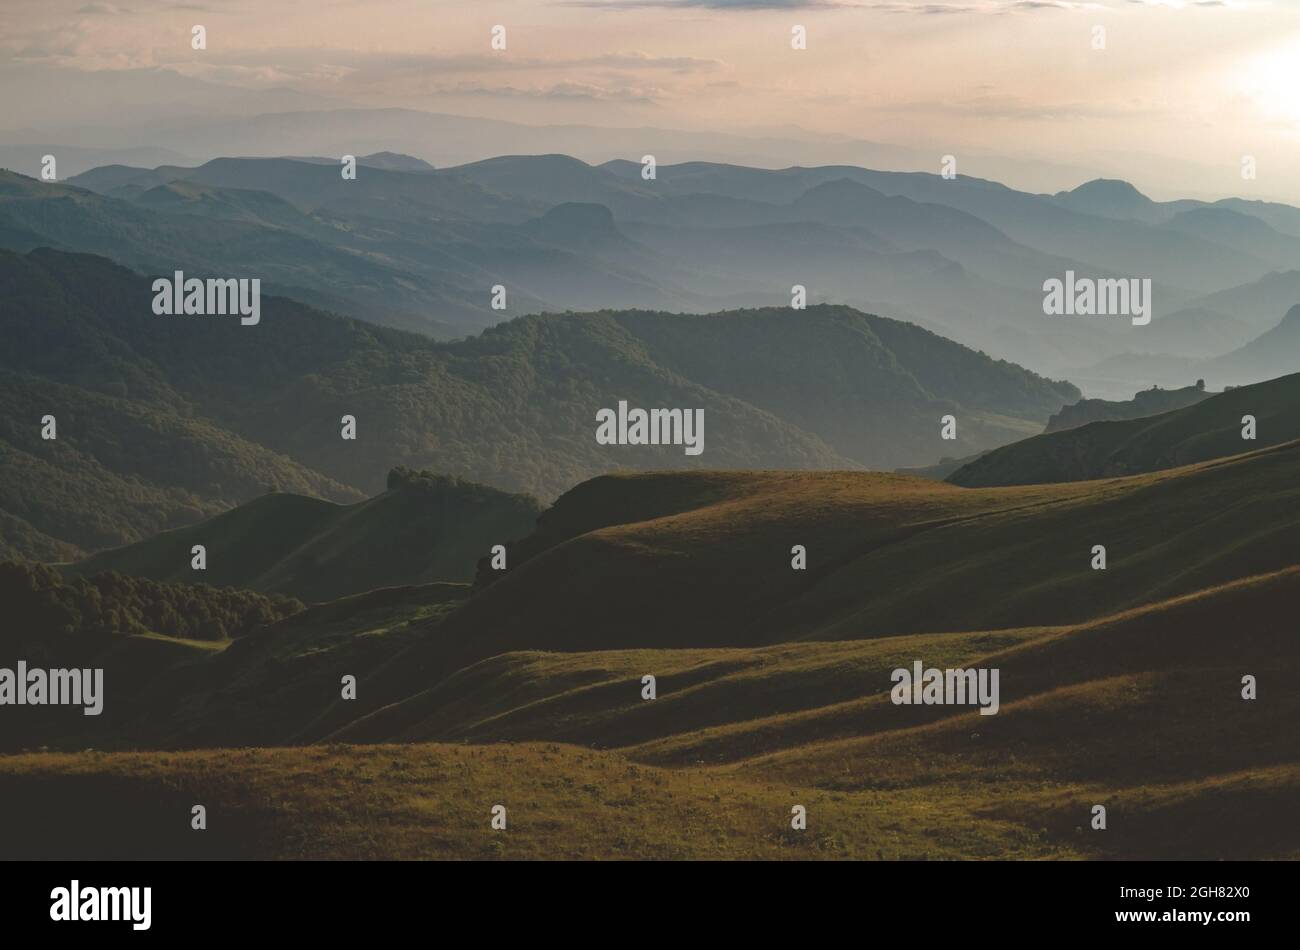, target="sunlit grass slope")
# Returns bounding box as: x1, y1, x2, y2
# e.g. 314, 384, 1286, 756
2, 743, 1294, 860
